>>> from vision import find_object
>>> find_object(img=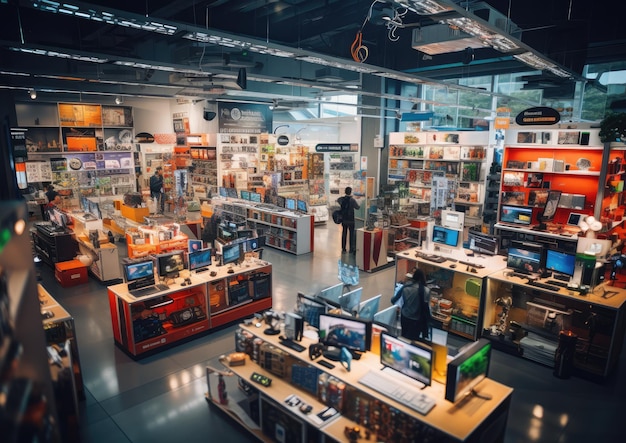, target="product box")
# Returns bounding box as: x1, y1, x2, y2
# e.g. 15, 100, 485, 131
120, 203, 150, 223
54, 259, 88, 287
